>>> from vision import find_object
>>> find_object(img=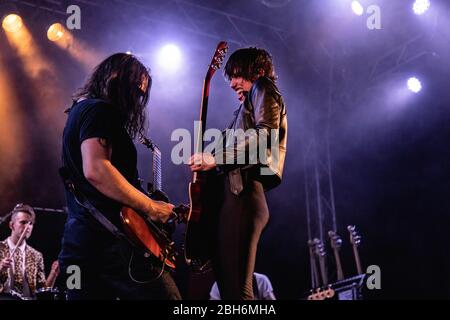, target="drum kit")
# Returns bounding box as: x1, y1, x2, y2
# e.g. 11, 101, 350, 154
0, 287, 66, 301
0, 218, 66, 301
